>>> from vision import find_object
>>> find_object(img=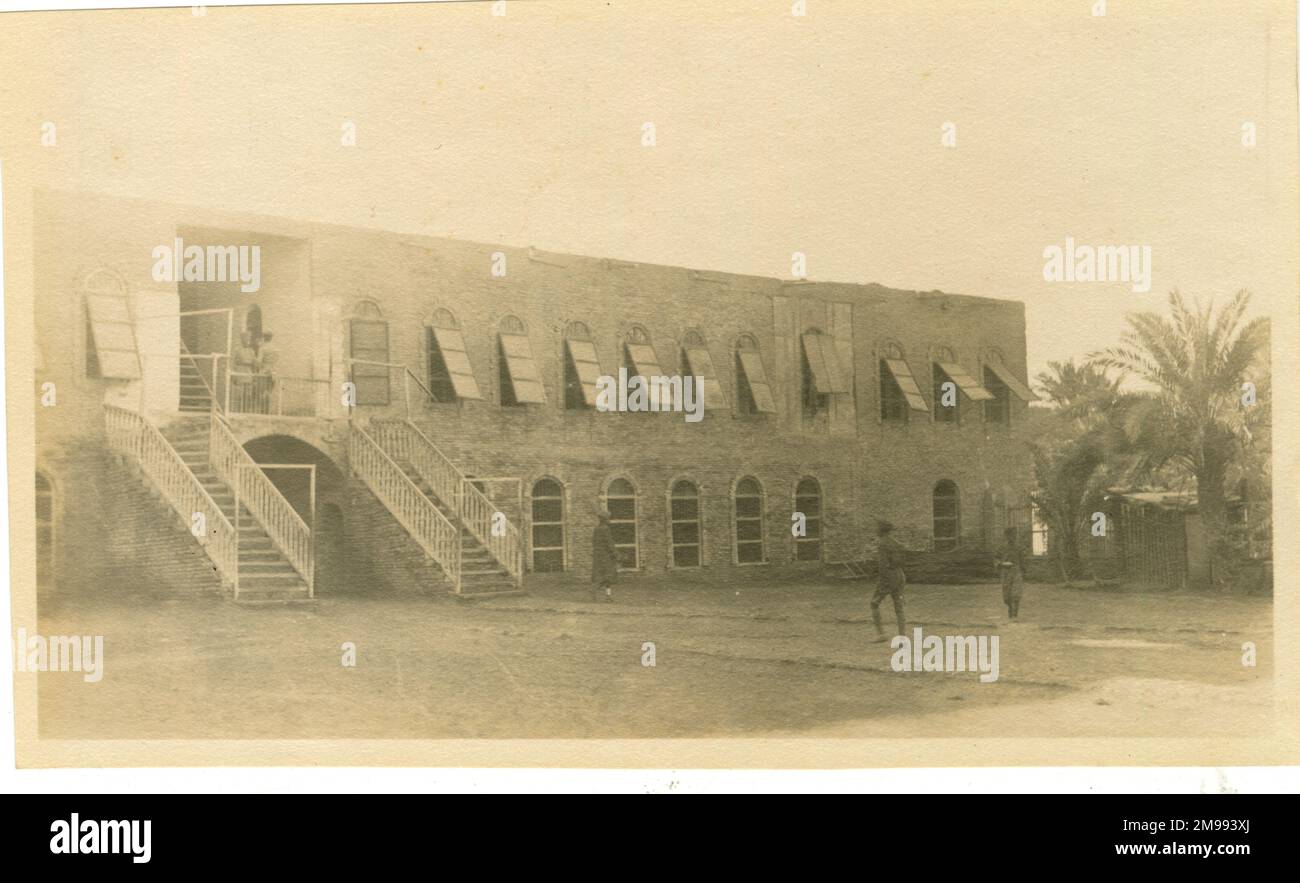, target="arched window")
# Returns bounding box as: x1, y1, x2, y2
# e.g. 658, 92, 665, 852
680, 329, 724, 411
563, 321, 601, 410
424, 309, 481, 403
605, 478, 639, 570
82, 268, 140, 380
933, 480, 961, 551
983, 349, 1013, 425
794, 478, 823, 561
932, 345, 958, 424
669, 480, 702, 567
349, 301, 390, 405
734, 477, 765, 564
530, 478, 565, 572
622, 325, 665, 409
36, 471, 55, 590
879, 342, 916, 423
735, 334, 775, 414
498, 315, 545, 406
